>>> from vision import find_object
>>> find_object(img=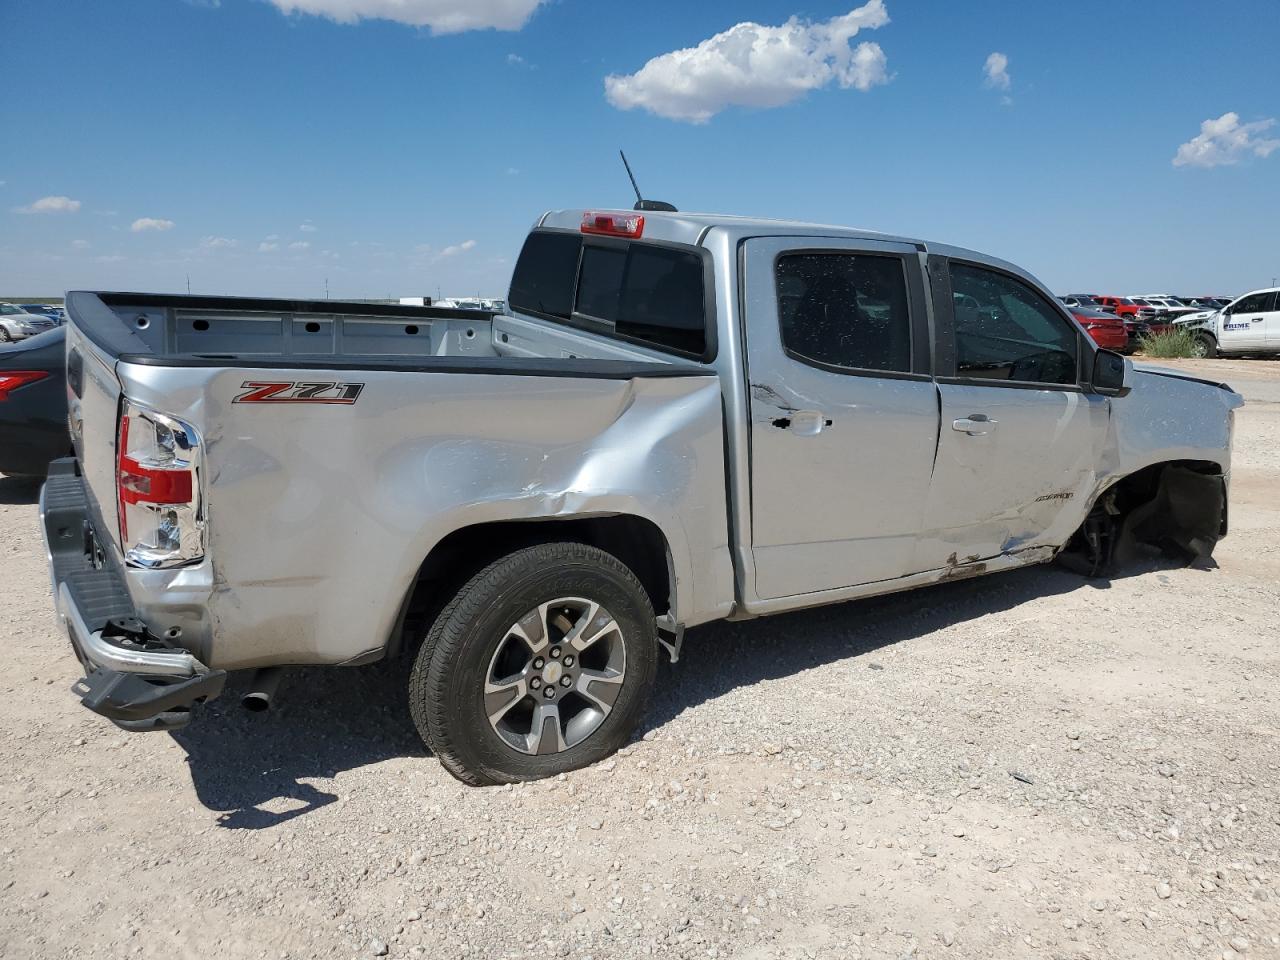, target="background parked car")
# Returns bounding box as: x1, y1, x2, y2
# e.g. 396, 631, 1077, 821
0, 327, 70, 478
1059, 294, 1104, 310
1176, 288, 1280, 358
0, 304, 51, 342
1066, 304, 1130, 352
1094, 295, 1142, 320
1122, 317, 1153, 351
19, 304, 65, 324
